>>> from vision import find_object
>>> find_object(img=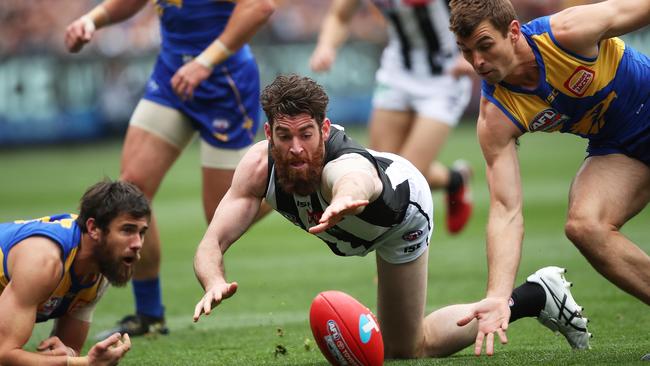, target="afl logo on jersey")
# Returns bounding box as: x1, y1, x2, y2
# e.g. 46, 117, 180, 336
564, 66, 595, 96
529, 108, 569, 132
